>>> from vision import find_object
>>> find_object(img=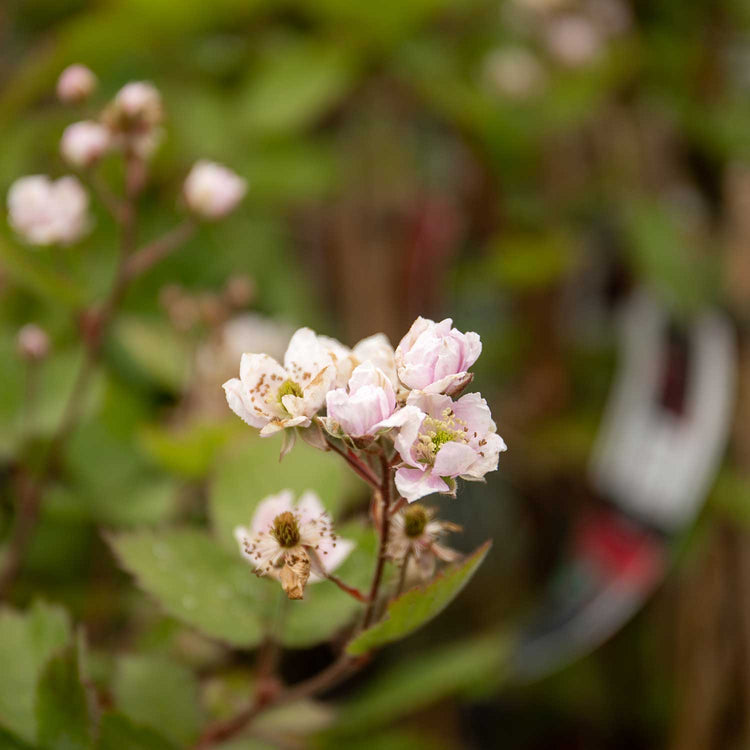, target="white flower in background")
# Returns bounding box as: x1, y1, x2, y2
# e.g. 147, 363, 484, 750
351, 333, 399, 389
395, 317, 482, 395
60, 121, 111, 168
234, 490, 354, 599
544, 14, 603, 67
16, 323, 50, 361
7, 175, 90, 246
483, 48, 547, 100
56, 64, 97, 103
223, 327, 336, 436
383, 391, 506, 503
324, 361, 397, 439
184, 161, 247, 220
387, 504, 461, 579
